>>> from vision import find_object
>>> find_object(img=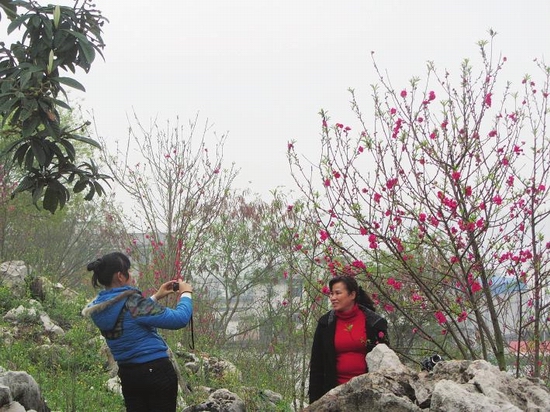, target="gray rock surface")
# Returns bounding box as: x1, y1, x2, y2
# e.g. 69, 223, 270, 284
304, 344, 550, 412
